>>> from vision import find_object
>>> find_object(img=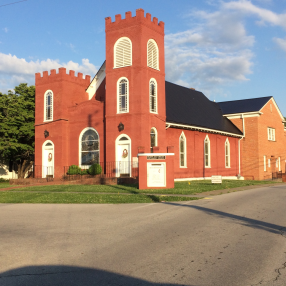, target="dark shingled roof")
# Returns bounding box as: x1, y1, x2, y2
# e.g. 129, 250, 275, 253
217, 96, 272, 115
165, 81, 243, 136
